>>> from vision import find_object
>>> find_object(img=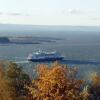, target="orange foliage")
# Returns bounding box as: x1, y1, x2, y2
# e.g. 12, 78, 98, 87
28, 62, 84, 100
90, 72, 100, 87
88, 72, 100, 99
